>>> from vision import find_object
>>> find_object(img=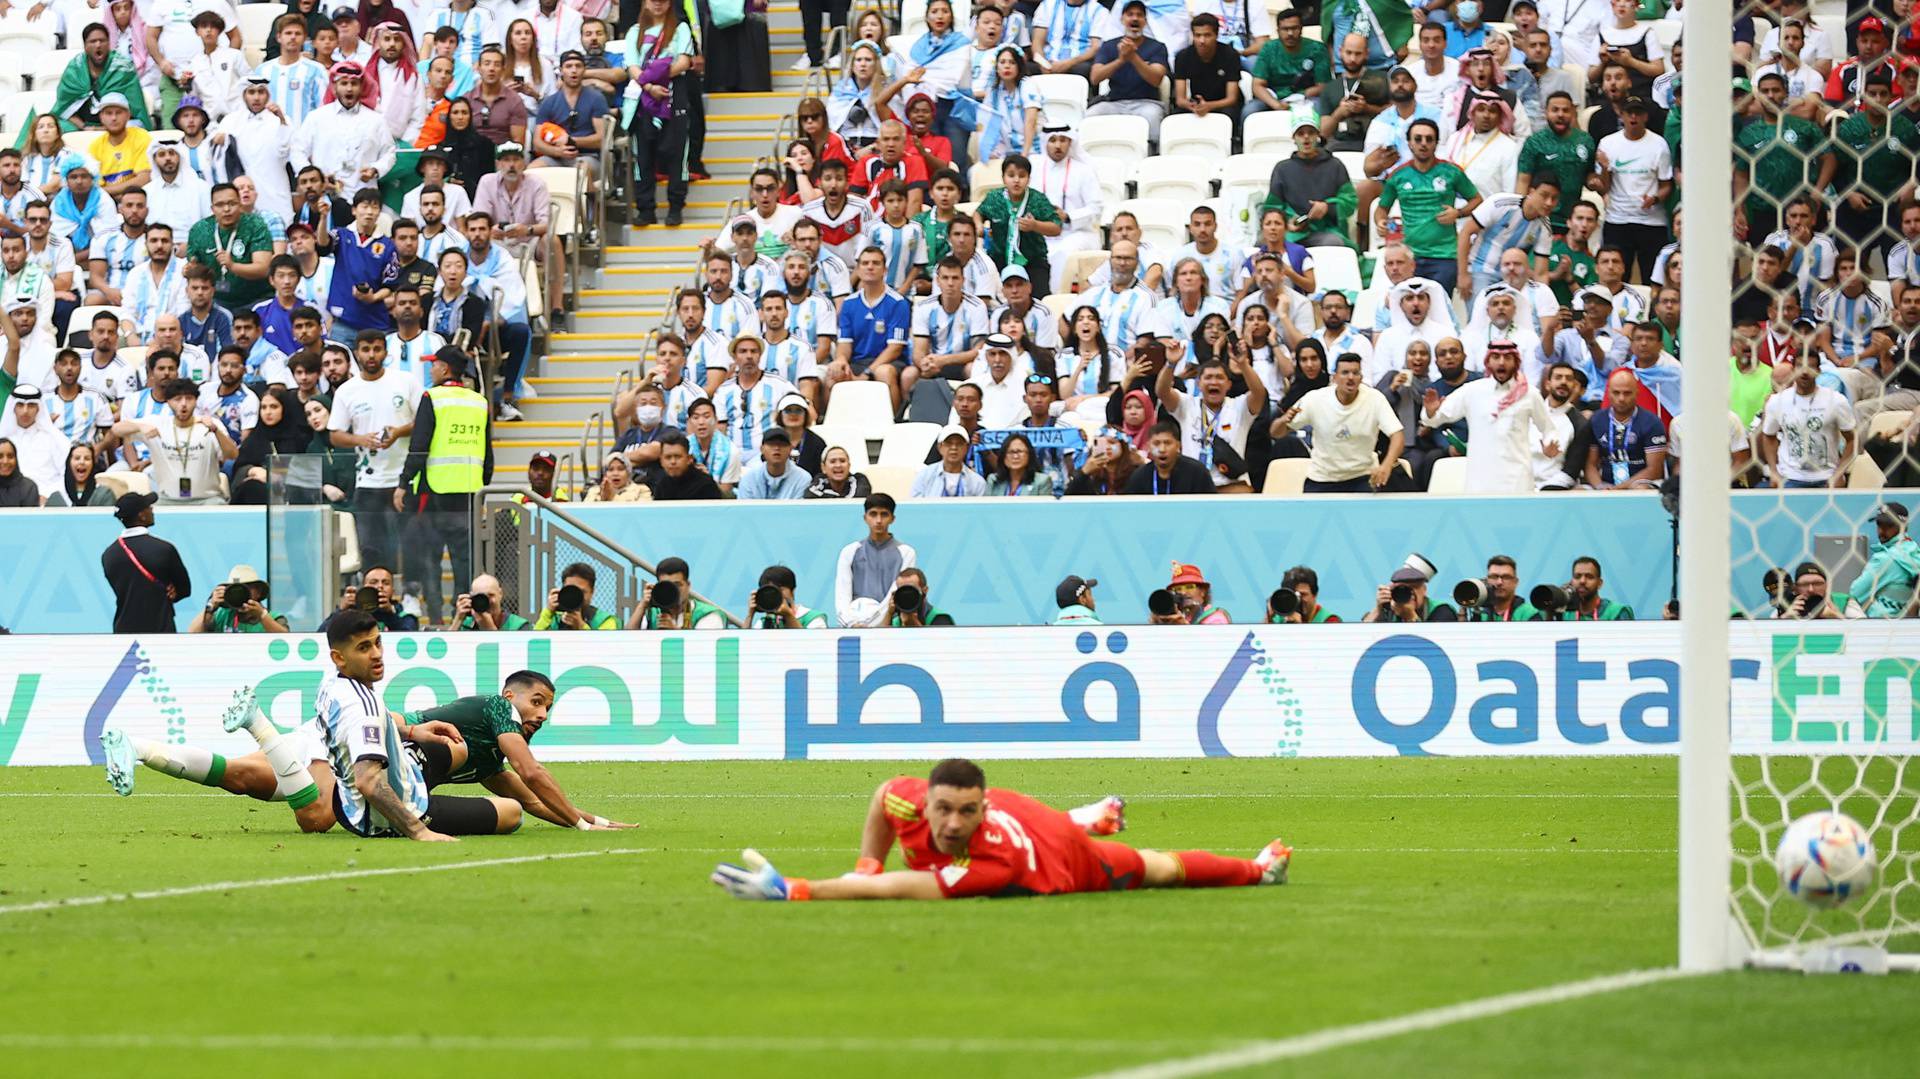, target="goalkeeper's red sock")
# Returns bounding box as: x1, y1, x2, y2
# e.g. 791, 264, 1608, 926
1174, 851, 1263, 888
